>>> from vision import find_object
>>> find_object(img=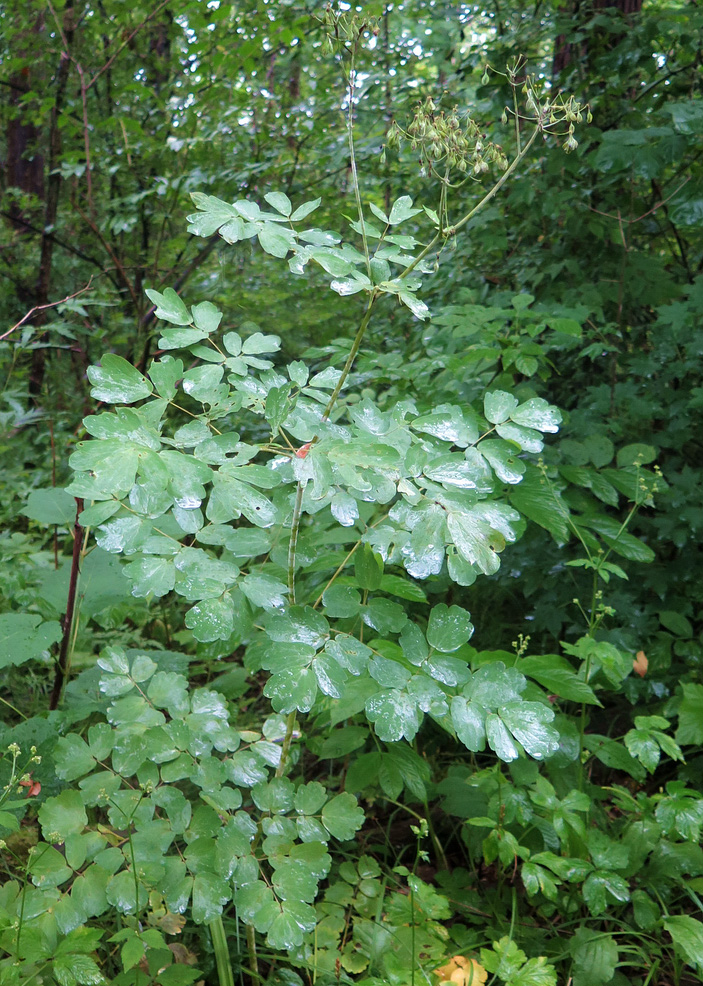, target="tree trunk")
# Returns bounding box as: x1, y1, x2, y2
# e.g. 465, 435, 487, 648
553, 0, 643, 77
